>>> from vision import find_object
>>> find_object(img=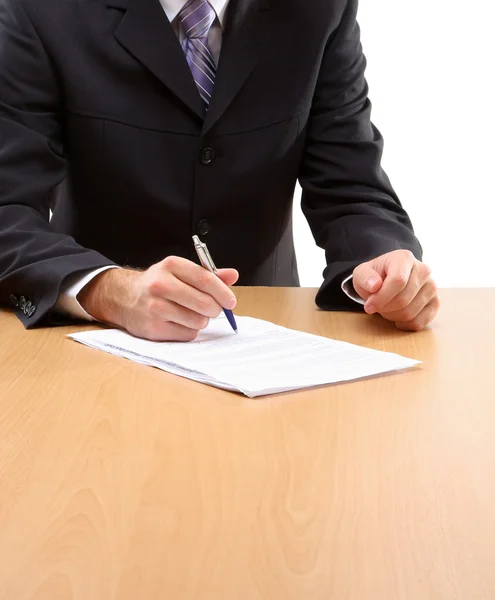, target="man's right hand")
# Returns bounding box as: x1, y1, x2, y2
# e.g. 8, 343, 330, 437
78, 256, 239, 342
